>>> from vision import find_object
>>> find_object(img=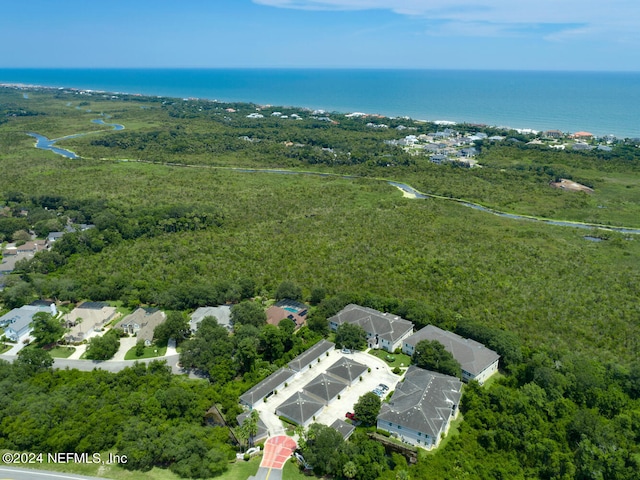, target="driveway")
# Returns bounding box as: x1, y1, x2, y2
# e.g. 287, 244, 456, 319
252, 348, 402, 439
111, 336, 137, 361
